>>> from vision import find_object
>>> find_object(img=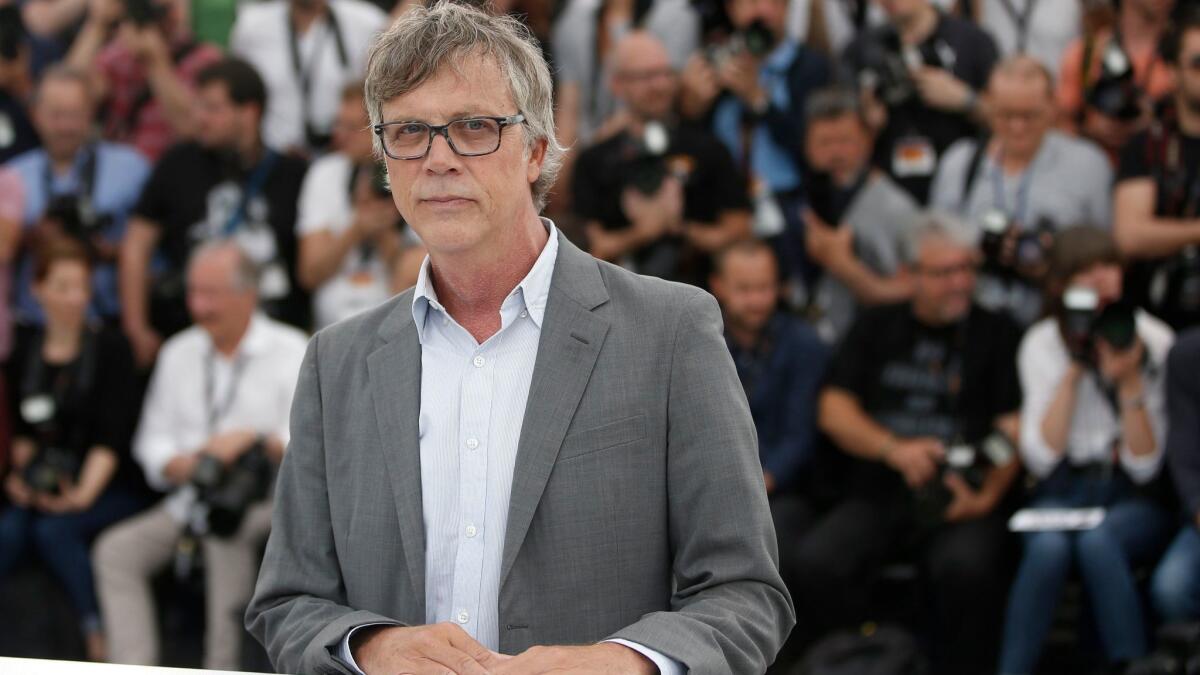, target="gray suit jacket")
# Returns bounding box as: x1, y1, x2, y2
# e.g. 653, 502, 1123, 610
245, 233, 795, 674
